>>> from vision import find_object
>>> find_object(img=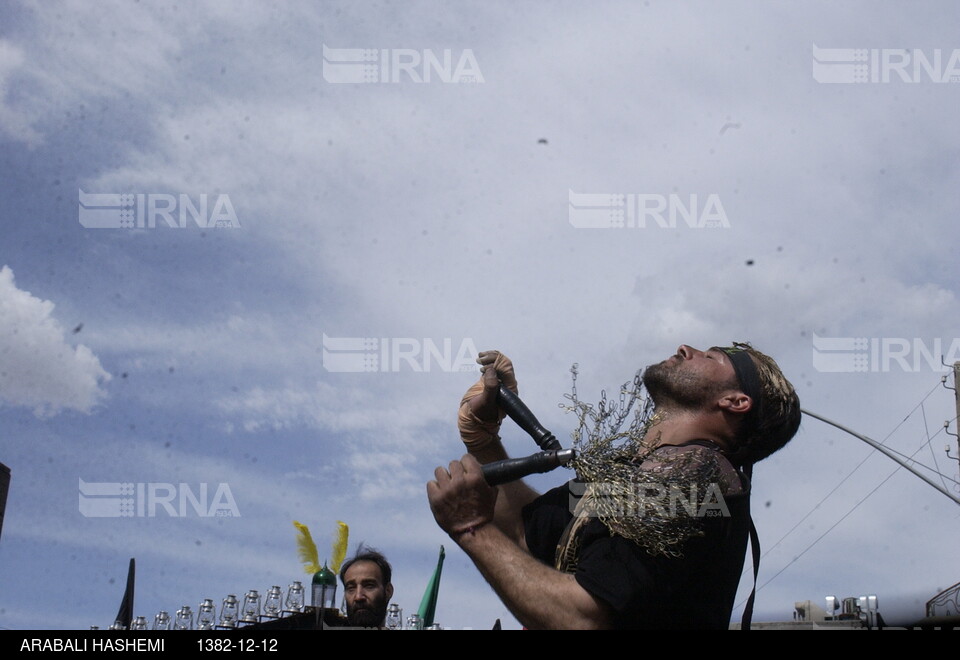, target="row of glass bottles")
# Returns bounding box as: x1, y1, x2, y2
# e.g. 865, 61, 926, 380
385, 605, 442, 630
102, 583, 441, 630
107, 582, 307, 630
